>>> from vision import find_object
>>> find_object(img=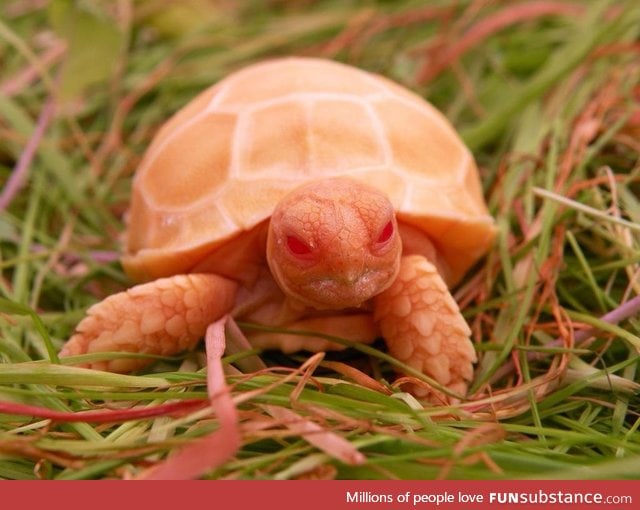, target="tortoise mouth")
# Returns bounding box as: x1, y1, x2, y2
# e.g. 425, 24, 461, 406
274, 266, 398, 310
